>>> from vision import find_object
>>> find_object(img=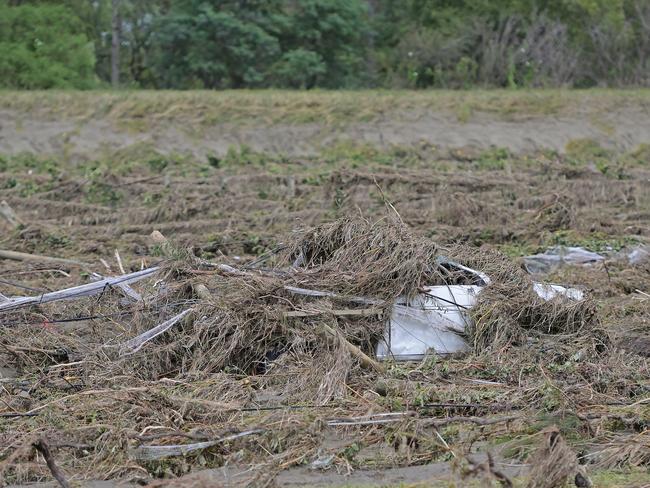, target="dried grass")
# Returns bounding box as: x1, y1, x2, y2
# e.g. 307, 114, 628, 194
0, 217, 646, 485
525, 427, 578, 488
